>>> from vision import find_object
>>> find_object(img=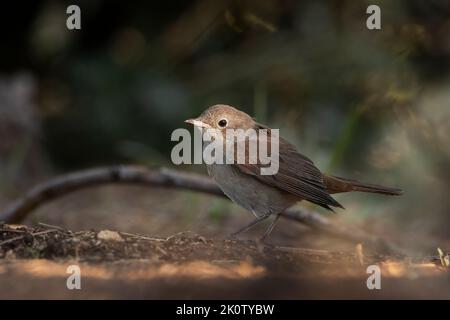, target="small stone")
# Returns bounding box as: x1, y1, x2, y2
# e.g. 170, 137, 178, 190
70, 237, 80, 243
197, 236, 207, 244
97, 230, 124, 242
